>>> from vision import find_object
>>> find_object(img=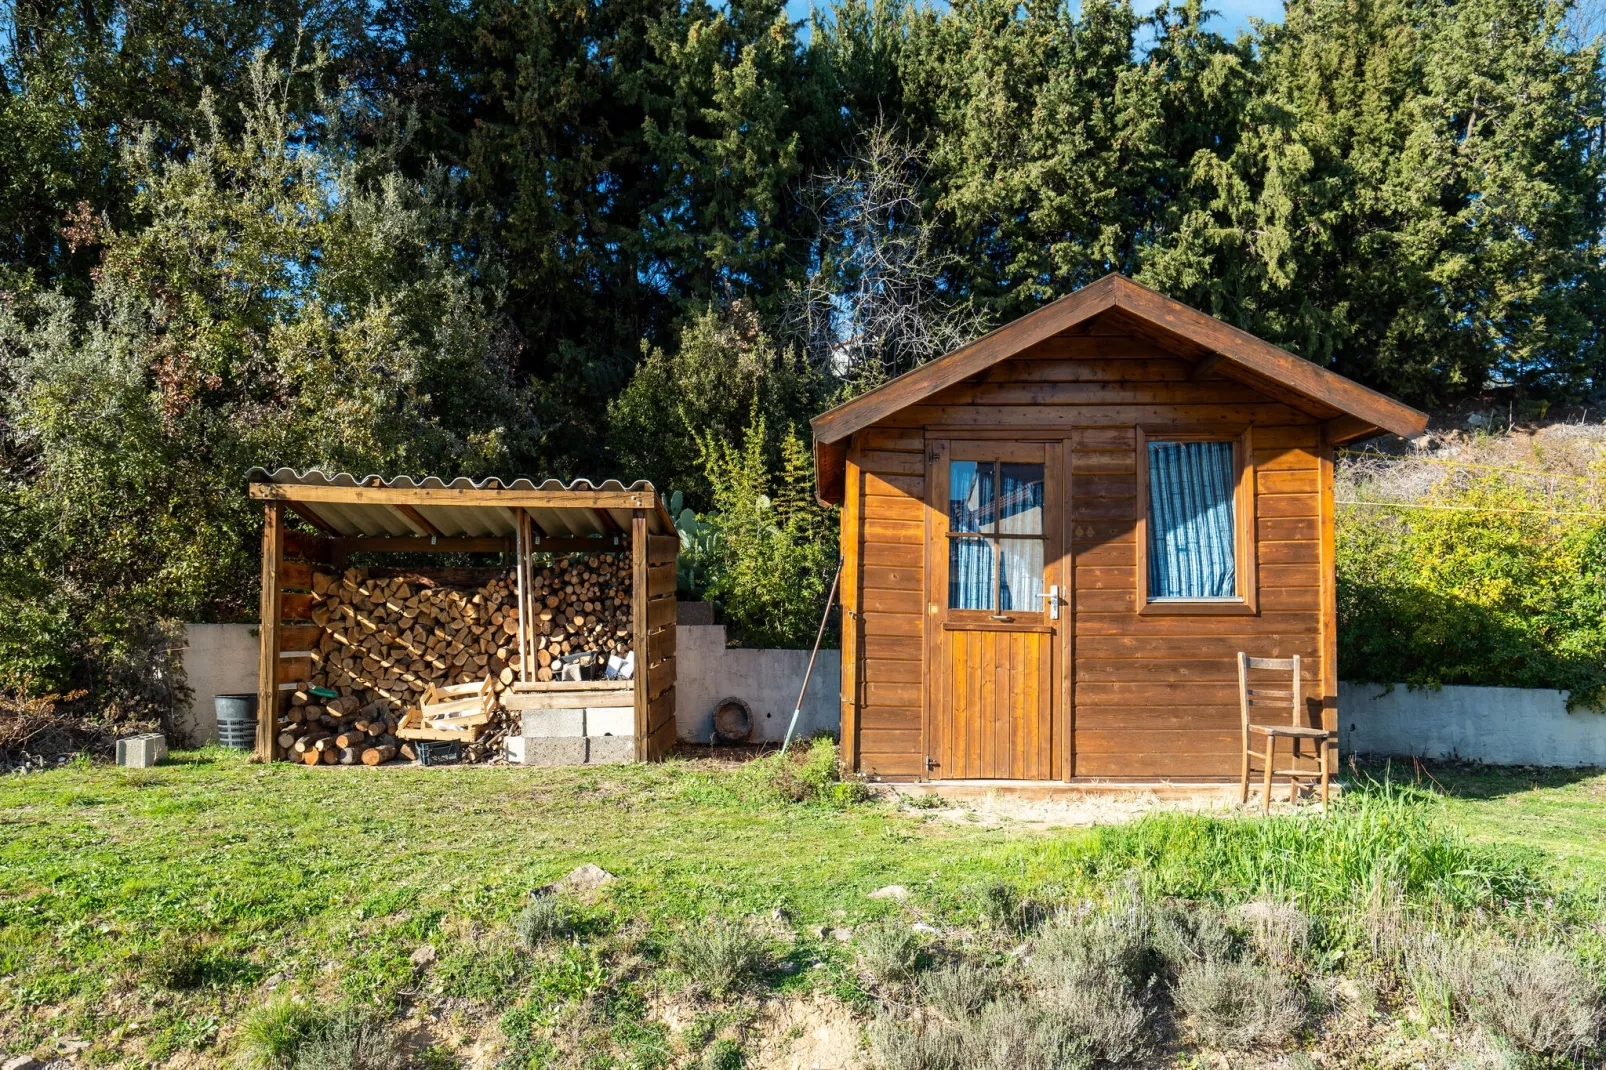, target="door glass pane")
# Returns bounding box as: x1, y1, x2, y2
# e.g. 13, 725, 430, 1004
998, 539, 1044, 611
1147, 441, 1237, 599
949, 461, 995, 533
998, 463, 1044, 535
949, 537, 995, 610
